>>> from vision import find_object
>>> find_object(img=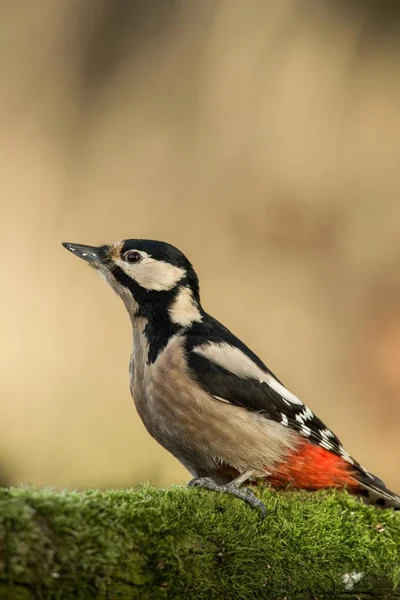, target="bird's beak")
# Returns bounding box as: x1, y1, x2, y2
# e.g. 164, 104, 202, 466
62, 242, 103, 265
